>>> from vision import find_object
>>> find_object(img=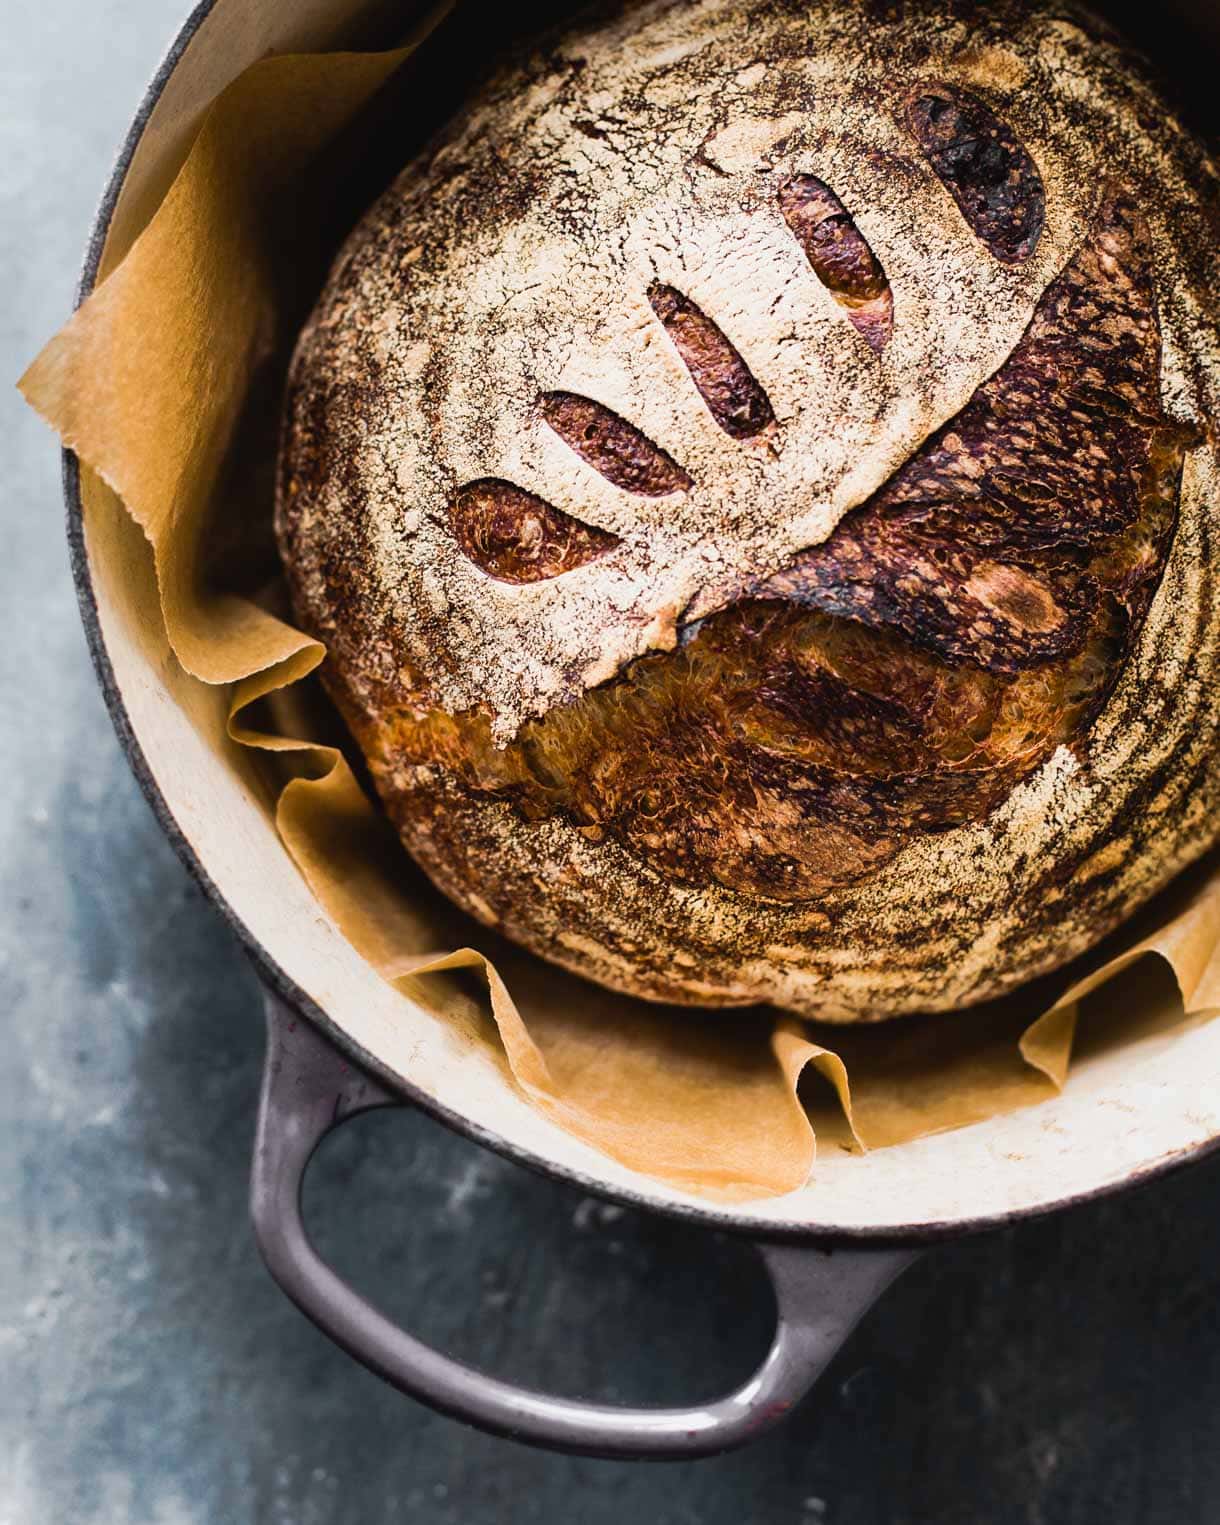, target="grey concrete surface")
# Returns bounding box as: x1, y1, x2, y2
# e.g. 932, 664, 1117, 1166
4, 3, 1220, 1522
